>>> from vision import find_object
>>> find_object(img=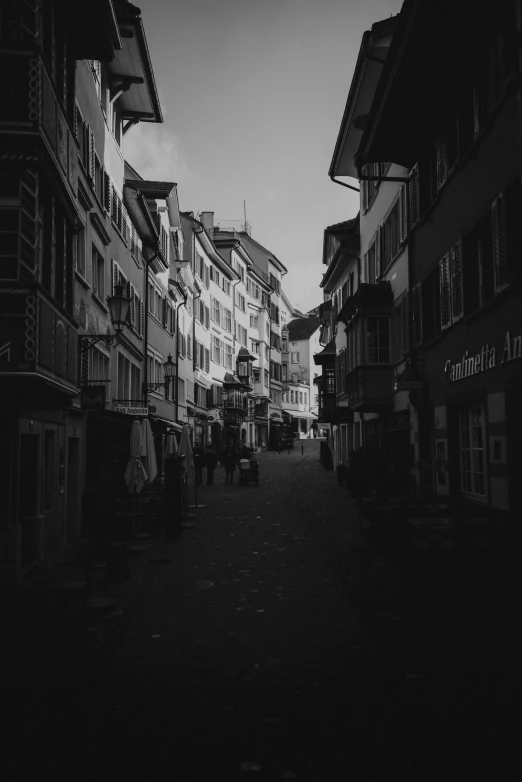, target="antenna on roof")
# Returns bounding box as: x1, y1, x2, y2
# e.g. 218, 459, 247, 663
243, 200, 247, 233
